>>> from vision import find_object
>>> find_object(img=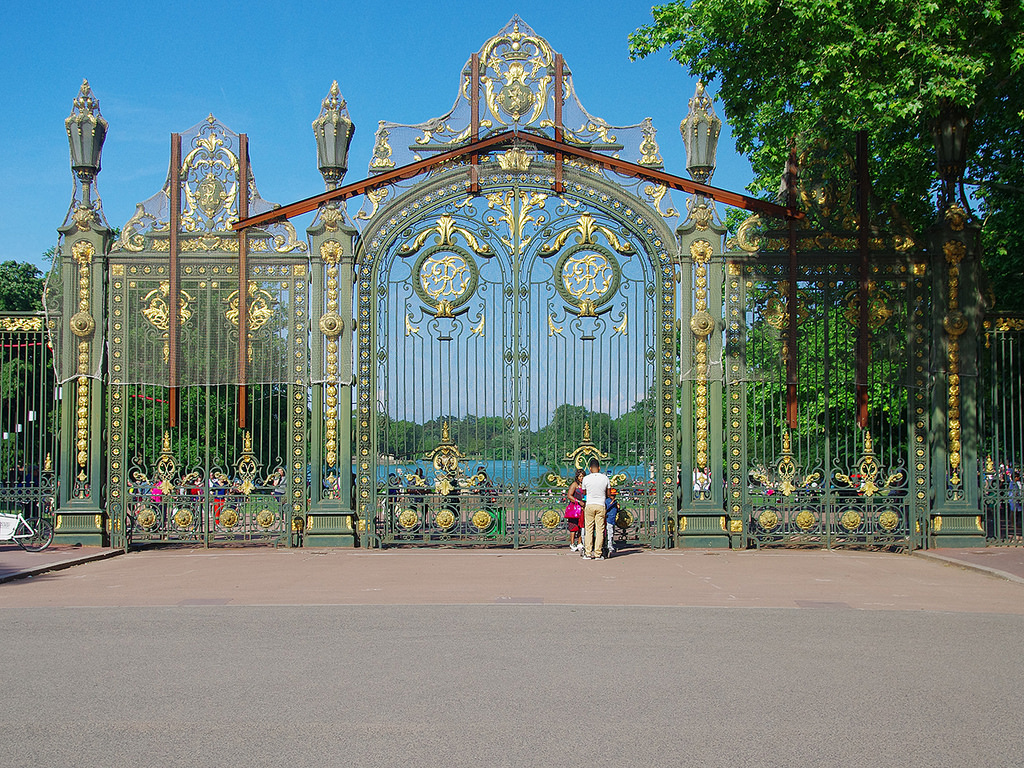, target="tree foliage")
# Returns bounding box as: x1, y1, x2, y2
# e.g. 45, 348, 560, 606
630, 0, 1024, 307
0, 260, 46, 311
